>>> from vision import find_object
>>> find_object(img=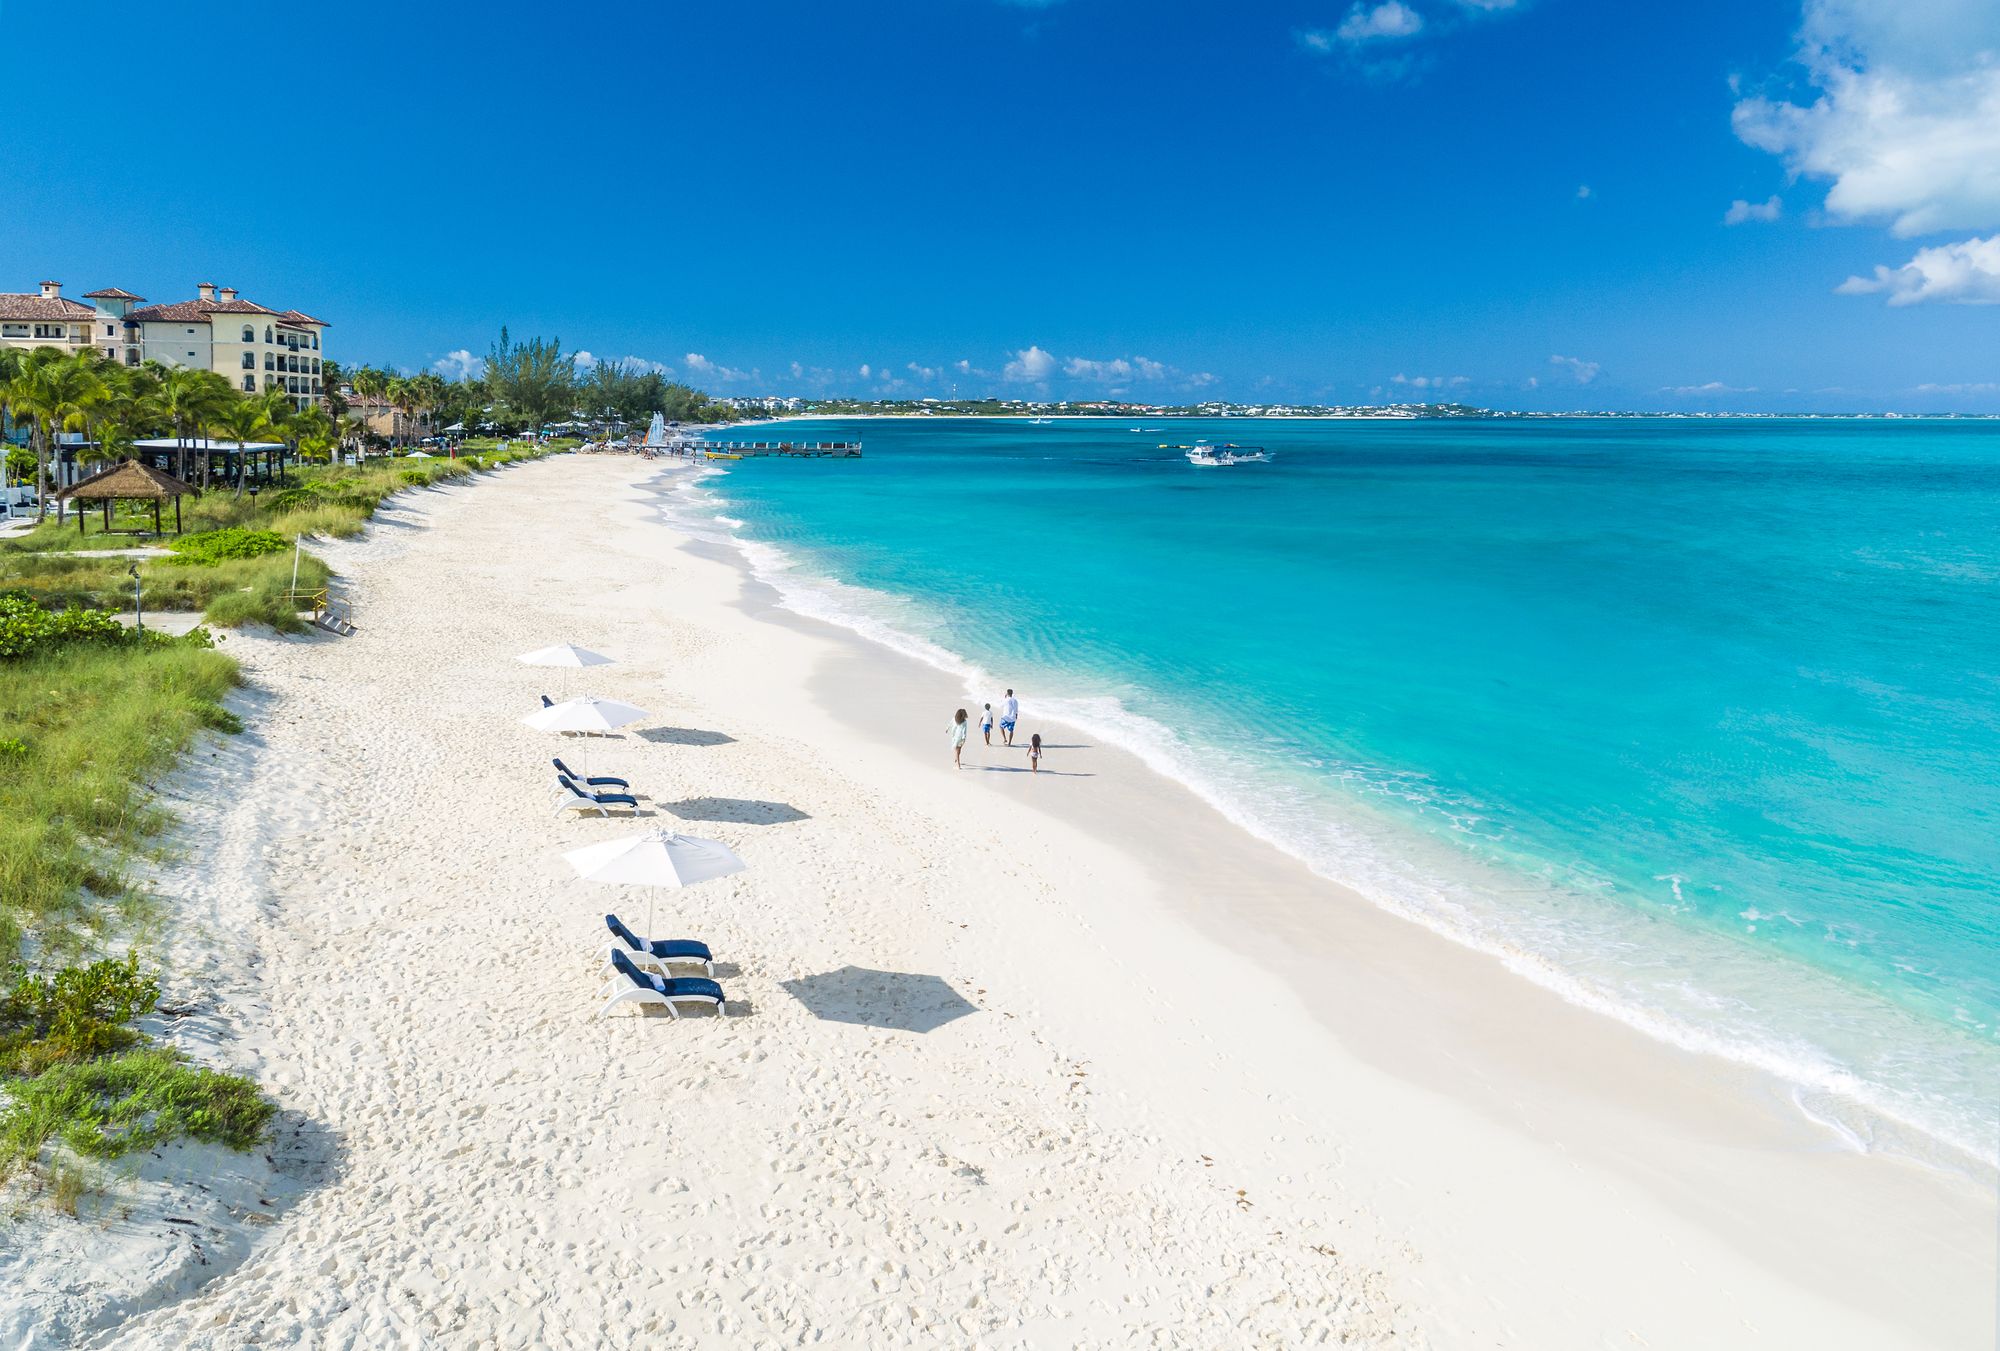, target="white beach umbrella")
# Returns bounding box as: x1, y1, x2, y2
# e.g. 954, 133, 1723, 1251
565, 828, 747, 940
517, 643, 616, 670
525, 695, 649, 776
523, 695, 649, 734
